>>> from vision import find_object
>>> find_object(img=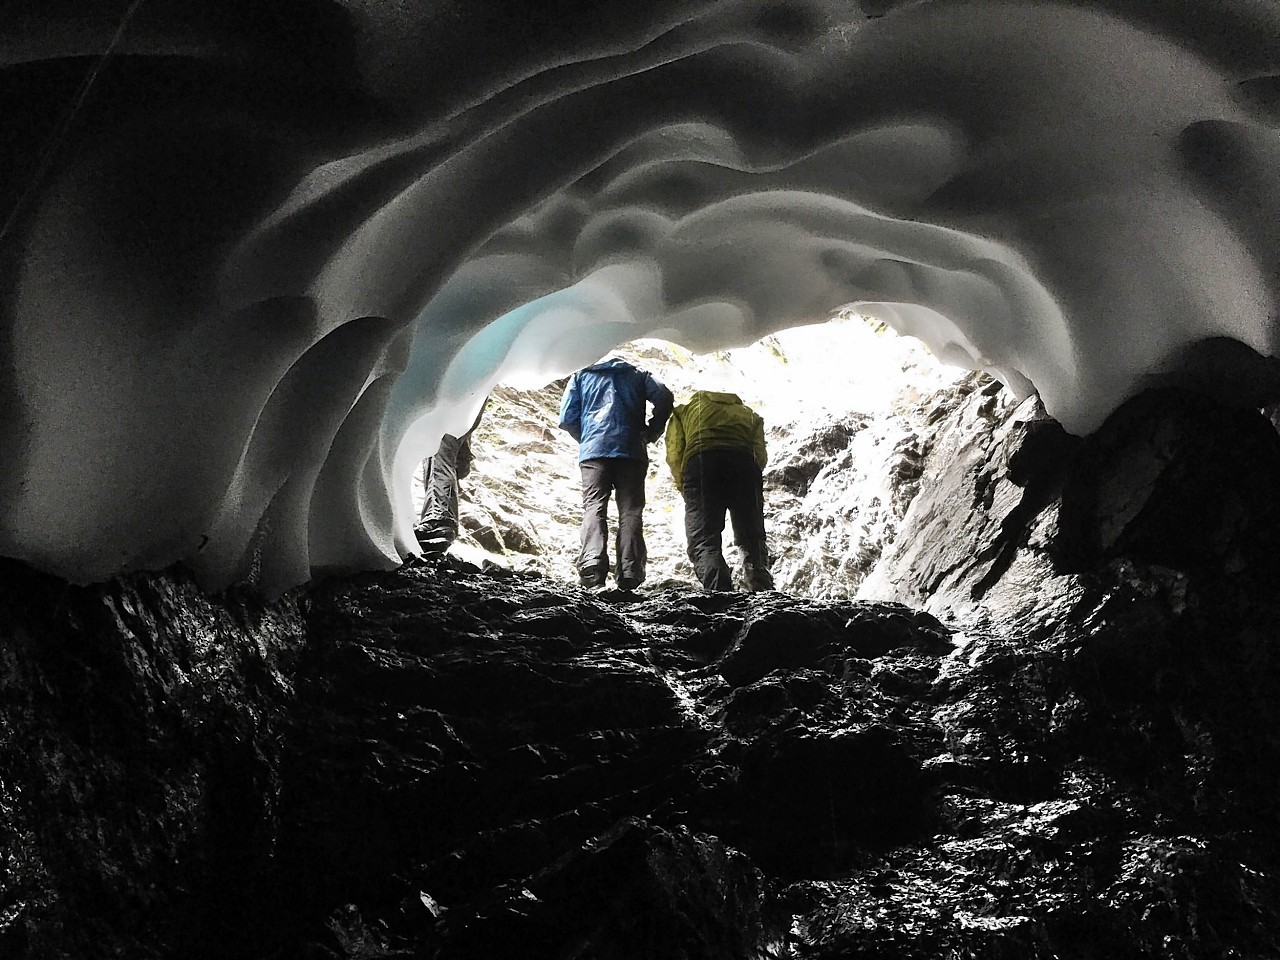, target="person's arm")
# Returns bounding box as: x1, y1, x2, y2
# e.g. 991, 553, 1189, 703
558, 375, 582, 441
644, 374, 674, 442
464, 395, 489, 438
752, 413, 767, 470
665, 408, 686, 493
